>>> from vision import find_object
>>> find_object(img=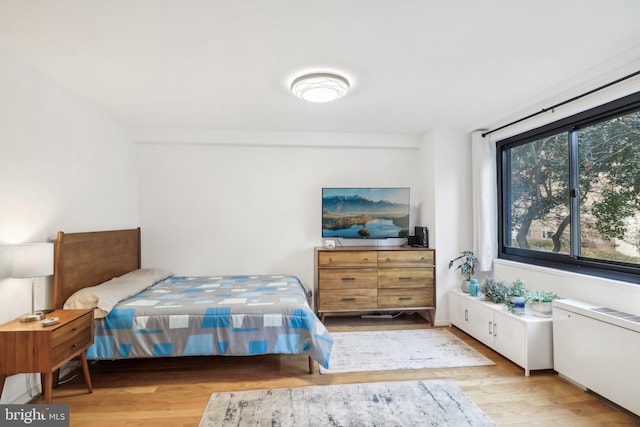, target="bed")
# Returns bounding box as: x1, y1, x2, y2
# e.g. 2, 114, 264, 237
53, 228, 333, 372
